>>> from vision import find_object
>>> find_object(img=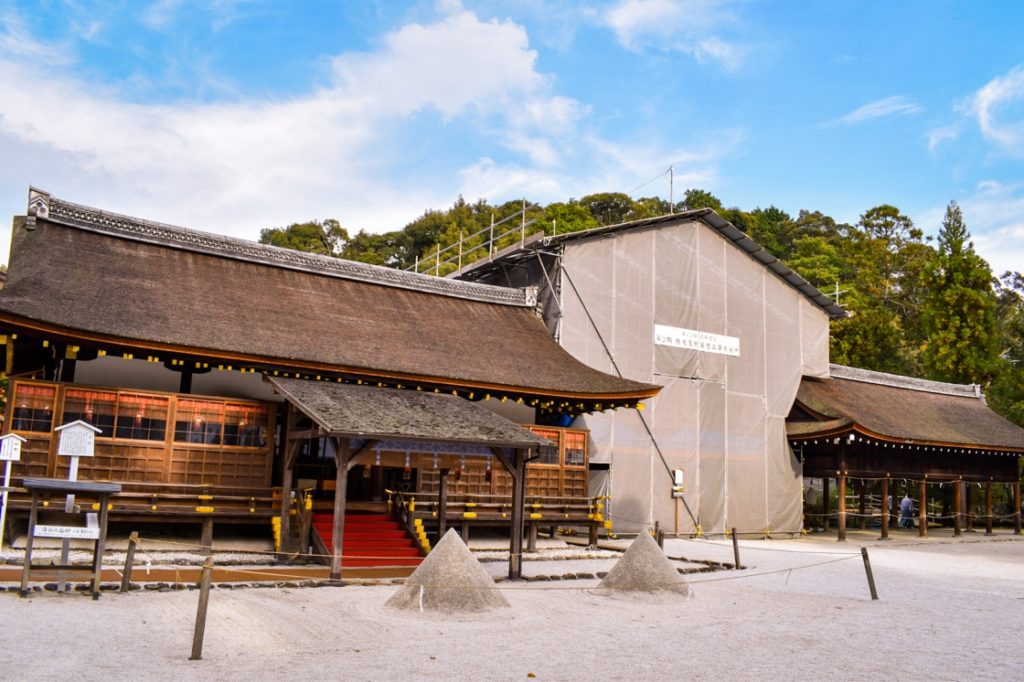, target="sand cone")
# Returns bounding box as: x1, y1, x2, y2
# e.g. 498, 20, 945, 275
597, 531, 690, 597
385, 528, 509, 613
